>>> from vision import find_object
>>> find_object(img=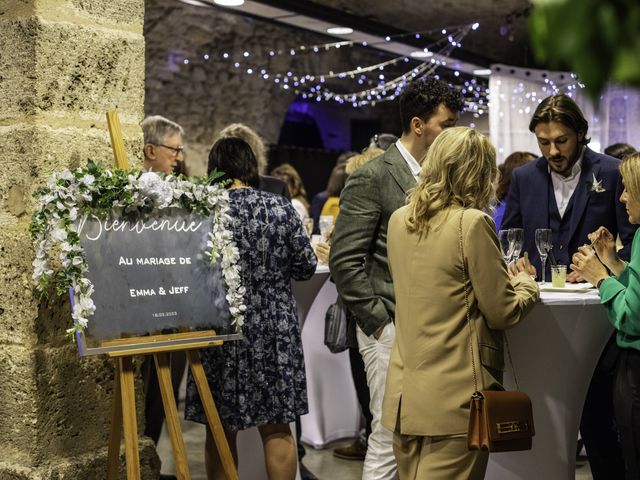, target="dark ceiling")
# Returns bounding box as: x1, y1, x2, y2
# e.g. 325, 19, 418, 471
256, 0, 535, 69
